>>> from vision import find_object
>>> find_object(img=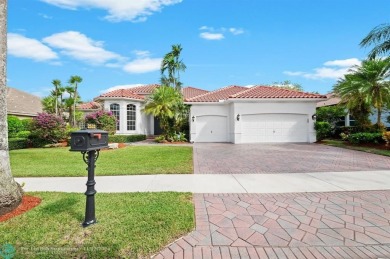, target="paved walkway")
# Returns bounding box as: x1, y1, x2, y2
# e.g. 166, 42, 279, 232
155, 191, 390, 258
15, 170, 390, 193
194, 143, 390, 174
